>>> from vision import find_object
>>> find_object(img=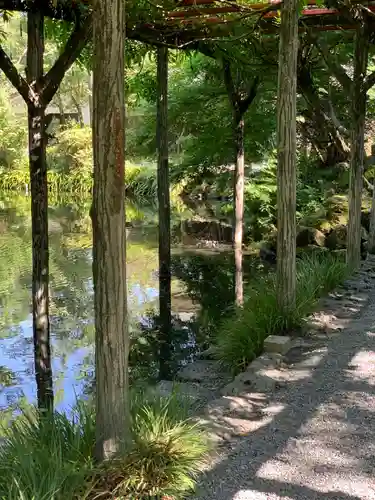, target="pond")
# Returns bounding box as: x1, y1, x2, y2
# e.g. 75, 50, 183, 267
0, 193, 265, 421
